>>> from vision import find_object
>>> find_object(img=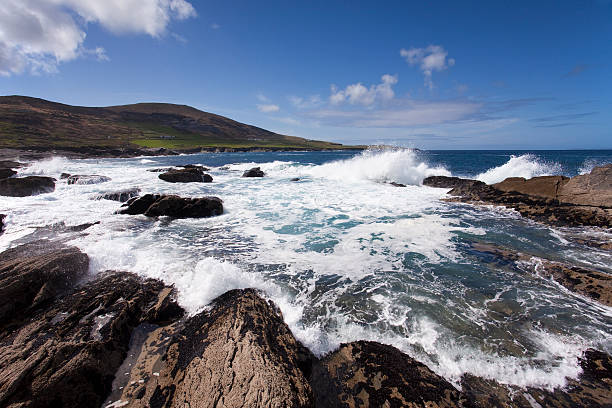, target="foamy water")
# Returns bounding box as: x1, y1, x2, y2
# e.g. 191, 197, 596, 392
0, 149, 611, 389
